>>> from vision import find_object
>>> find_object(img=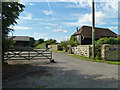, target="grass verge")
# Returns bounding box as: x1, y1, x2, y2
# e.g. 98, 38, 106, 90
52, 50, 68, 54
69, 54, 120, 65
